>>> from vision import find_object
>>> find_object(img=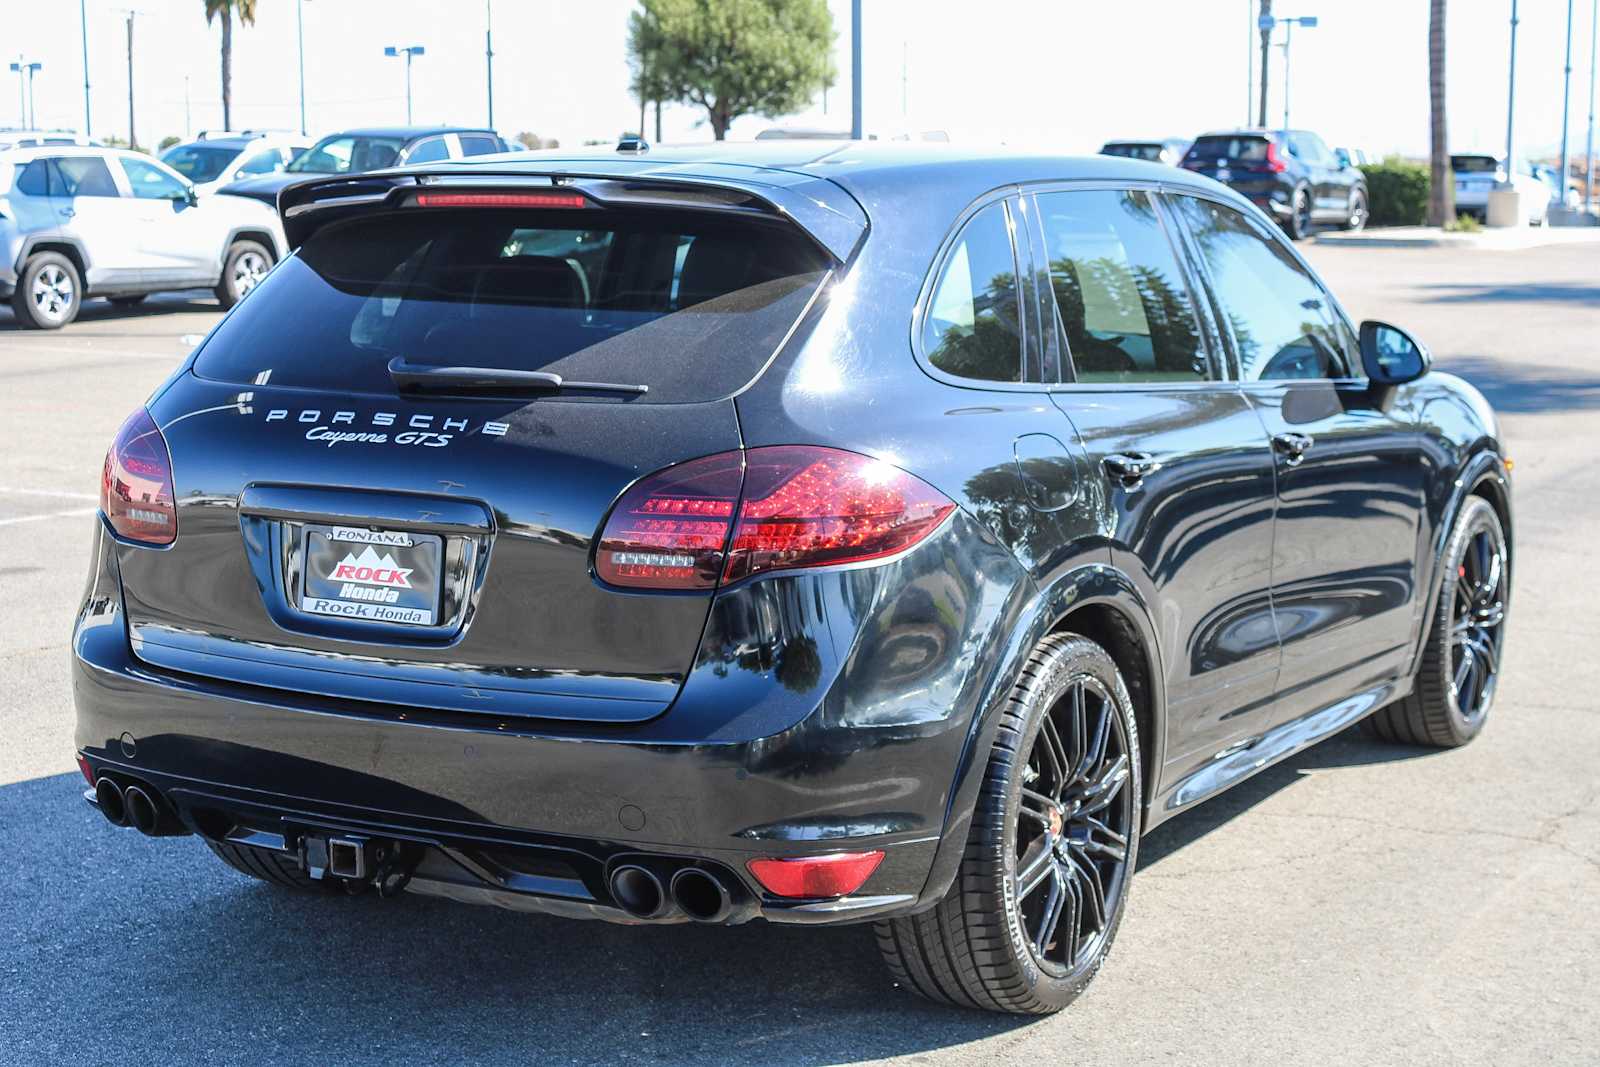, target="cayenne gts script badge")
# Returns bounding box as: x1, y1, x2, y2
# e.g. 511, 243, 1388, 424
261, 408, 511, 449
